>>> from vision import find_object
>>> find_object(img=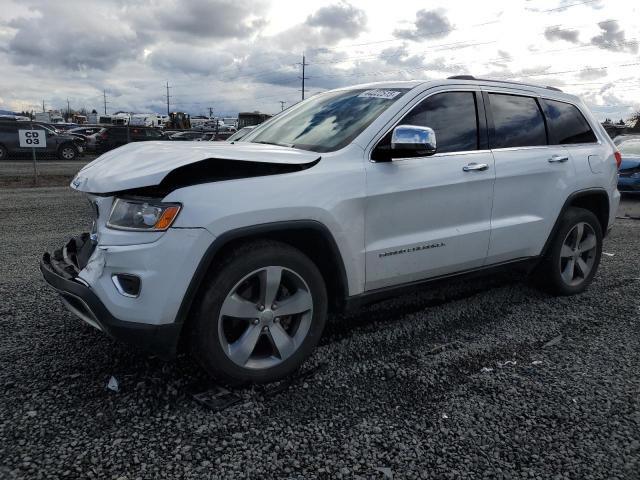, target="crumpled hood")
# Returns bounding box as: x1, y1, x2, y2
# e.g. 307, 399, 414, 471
71, 141, 320, 193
